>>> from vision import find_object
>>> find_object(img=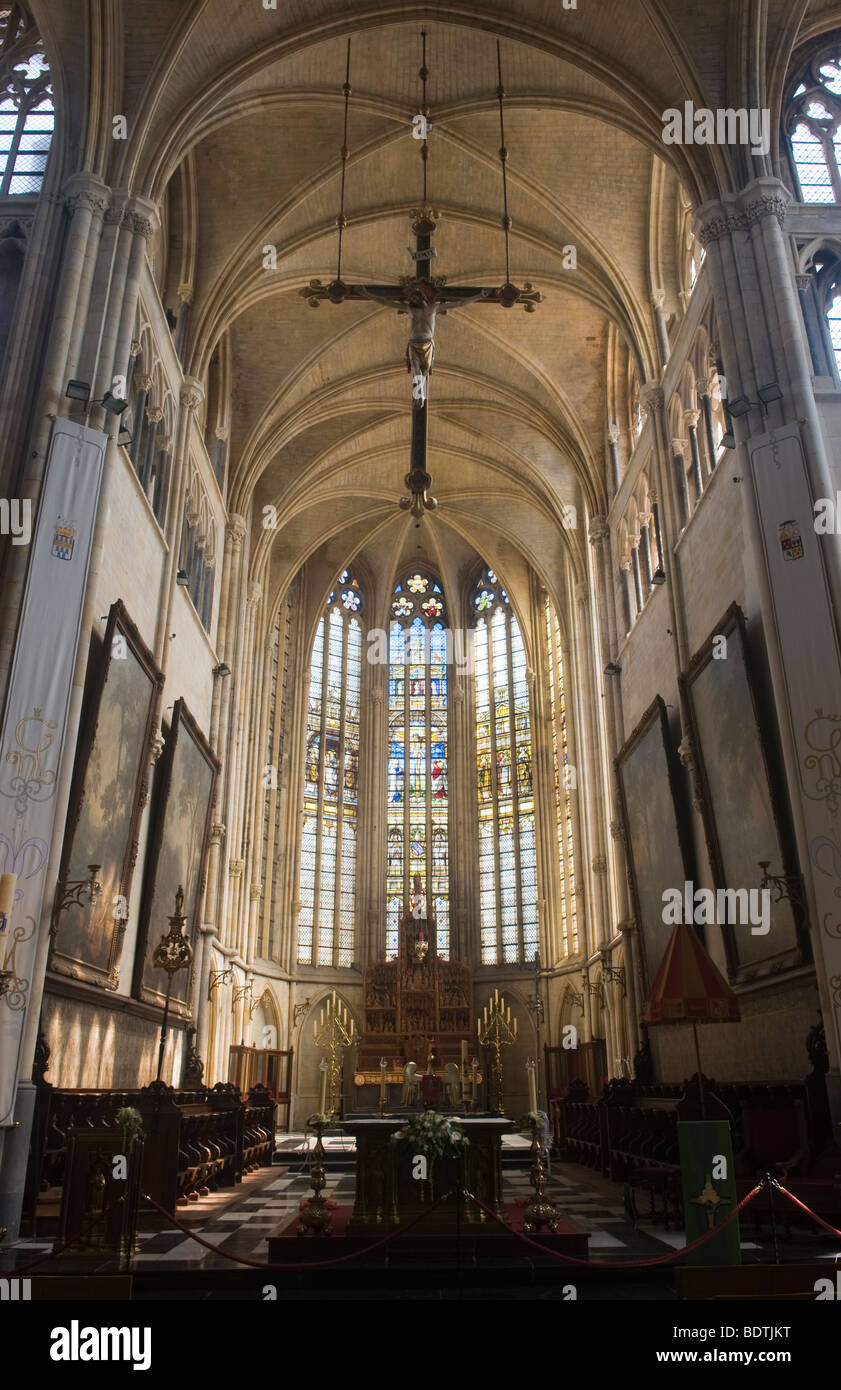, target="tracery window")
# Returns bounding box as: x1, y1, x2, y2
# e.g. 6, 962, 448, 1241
298, 572, 361, 968
386, 572, 449, 960
0, 6, 53, 196
545, 598, 579, 956
473, 569, 537, 965
787, 52, 841, 203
